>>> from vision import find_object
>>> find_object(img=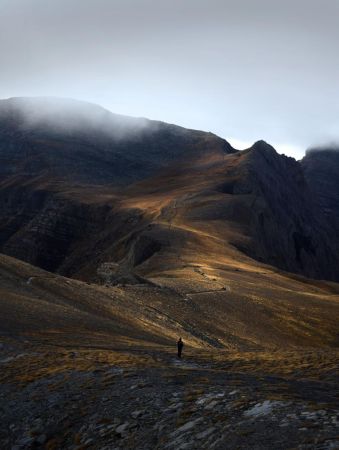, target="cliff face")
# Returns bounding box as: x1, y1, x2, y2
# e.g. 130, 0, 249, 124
301, 148, 339, 232
228, 142, 339, 280
1, 98, 339, 282
0, 182, 101, 272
